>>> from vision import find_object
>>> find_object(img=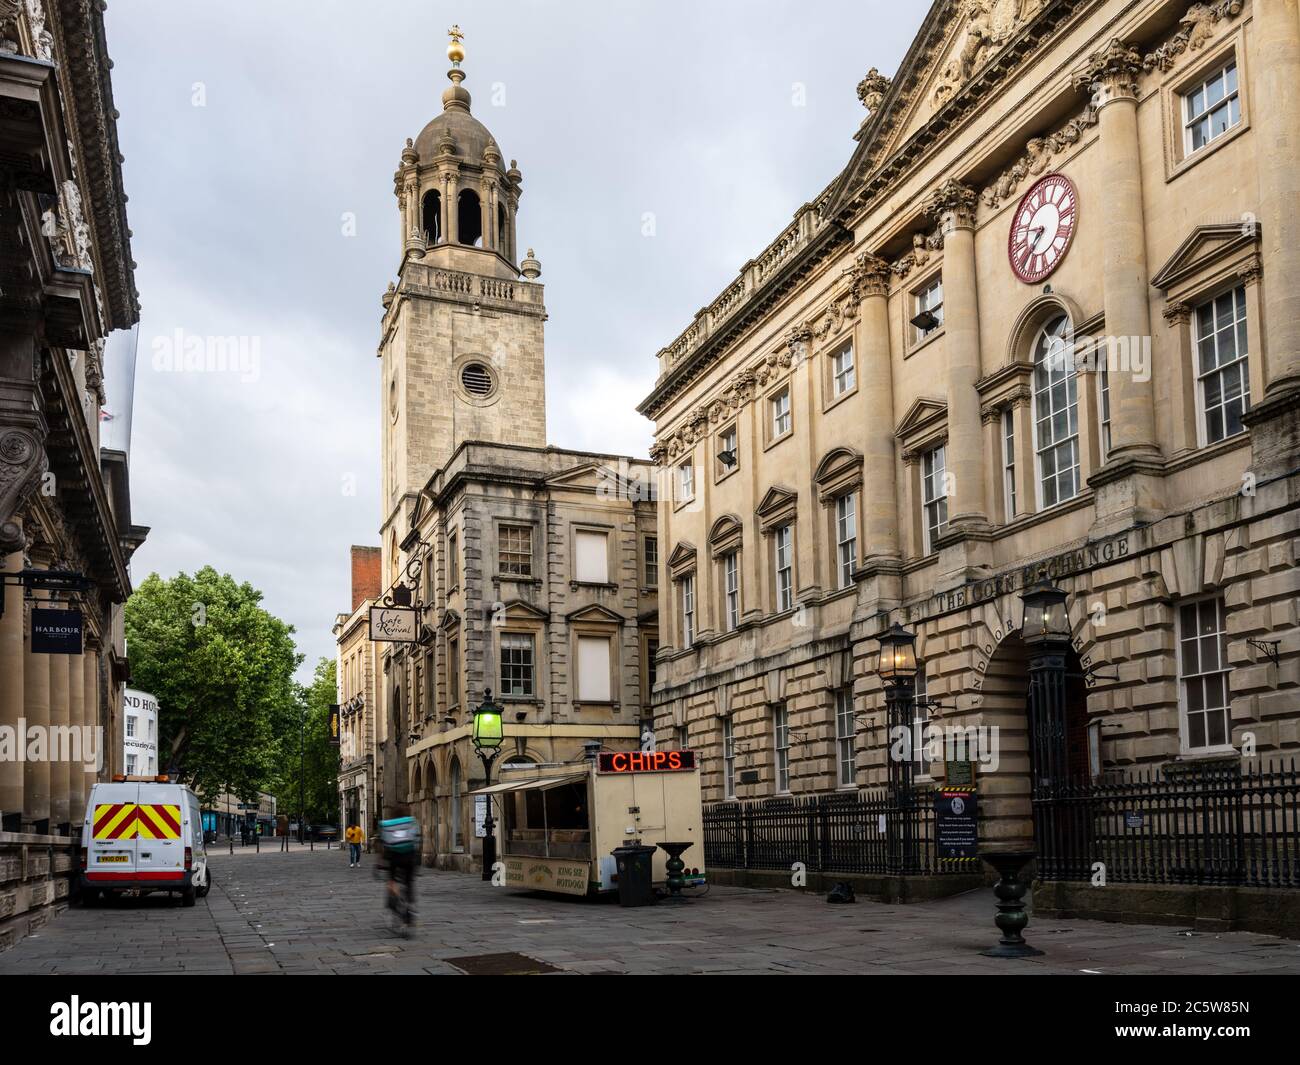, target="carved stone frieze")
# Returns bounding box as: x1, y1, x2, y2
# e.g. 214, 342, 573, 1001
1143, 1, 1244, 73
981, 106, 1098, 209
